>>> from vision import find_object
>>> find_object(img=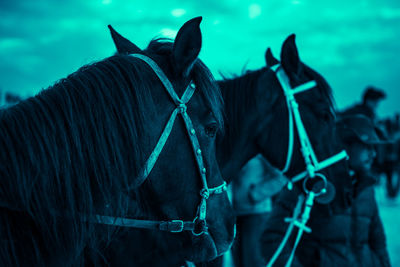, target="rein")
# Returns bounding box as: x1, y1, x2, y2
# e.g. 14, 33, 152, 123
266, 64, 348, 267
92, 54, 227, 236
